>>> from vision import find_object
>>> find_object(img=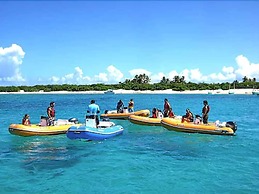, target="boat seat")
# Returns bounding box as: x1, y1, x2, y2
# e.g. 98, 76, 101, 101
85, 118, 97, 128
40, 118, 47, 127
